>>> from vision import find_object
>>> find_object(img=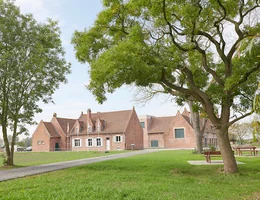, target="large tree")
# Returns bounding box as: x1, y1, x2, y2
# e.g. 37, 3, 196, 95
72, 0, 260, 173
0, 0, 71, 165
